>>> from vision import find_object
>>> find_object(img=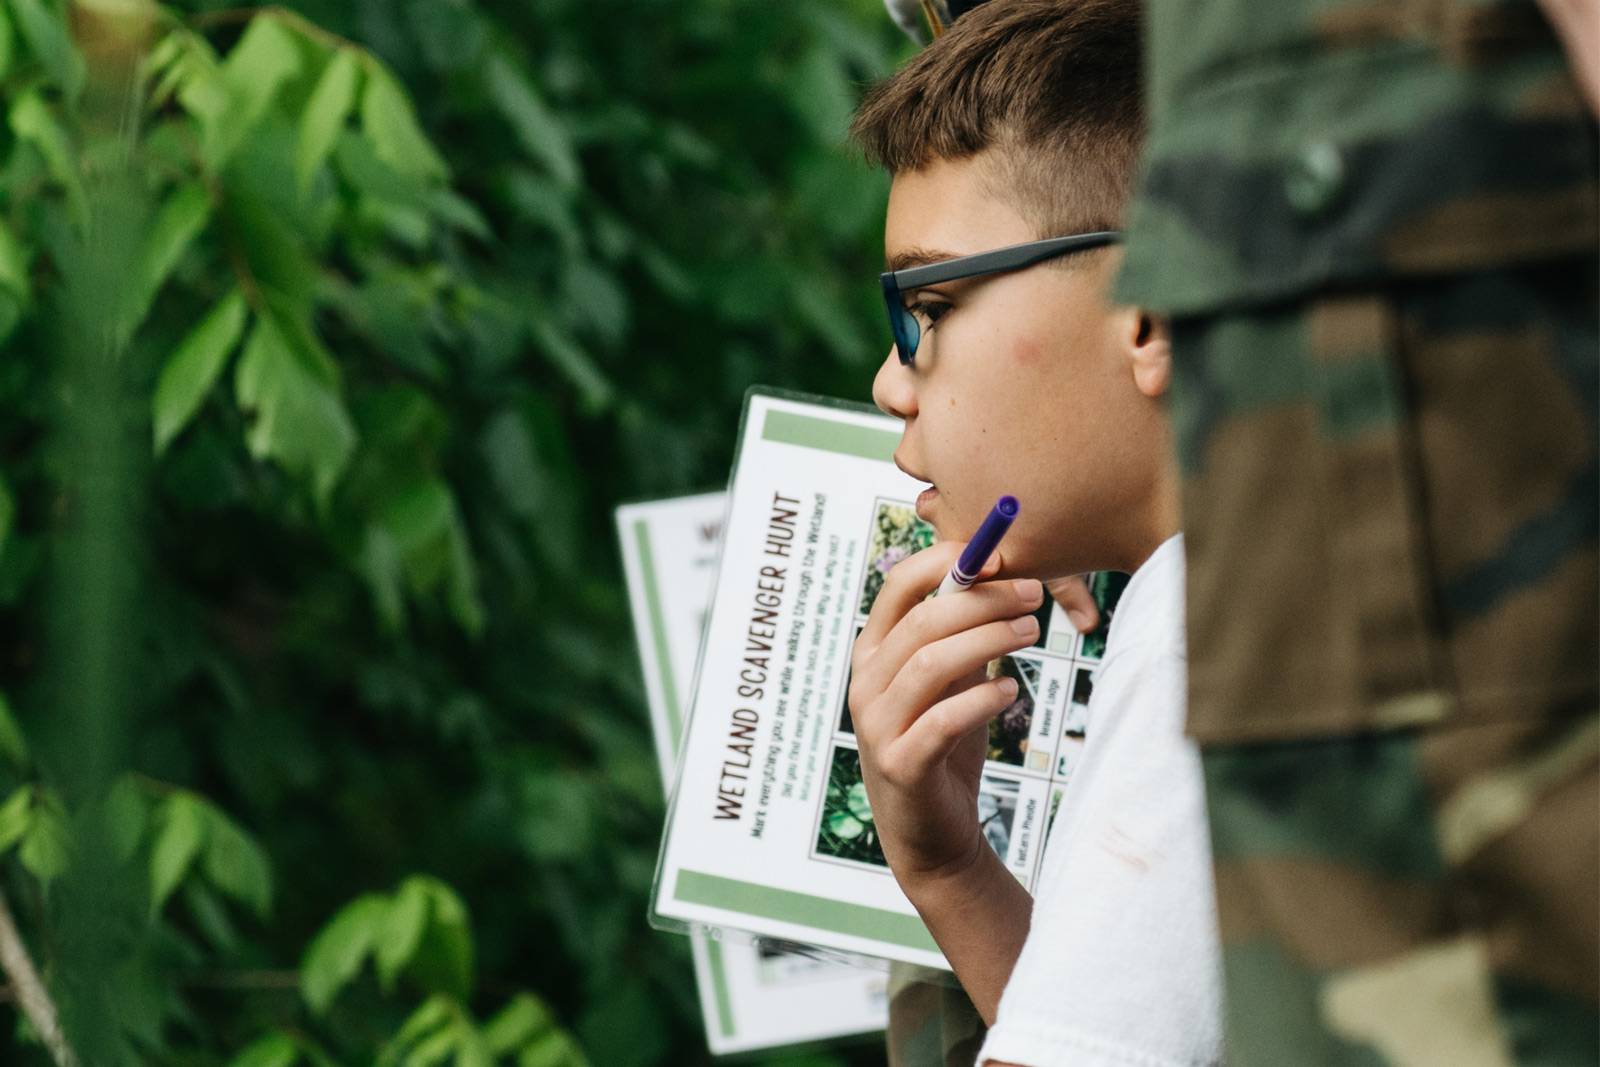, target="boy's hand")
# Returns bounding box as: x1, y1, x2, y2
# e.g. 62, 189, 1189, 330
848, 541, 1044, 891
